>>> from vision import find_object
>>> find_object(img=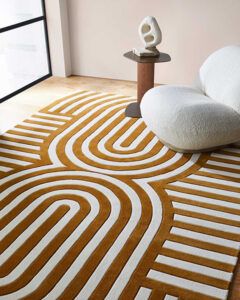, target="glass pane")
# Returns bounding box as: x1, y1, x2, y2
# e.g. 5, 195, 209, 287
0, 0, 43, 28
0, 21, 49, 99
